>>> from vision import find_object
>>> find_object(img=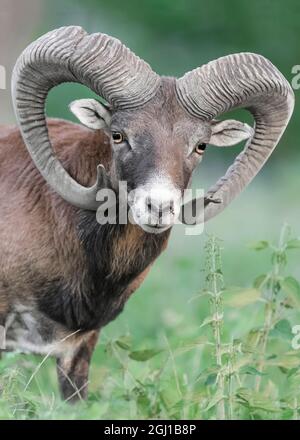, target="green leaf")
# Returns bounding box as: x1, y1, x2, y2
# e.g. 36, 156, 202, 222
159, 386, 182, 411
203, 389, 226, 412
204, 373, 217, 386
169, 398, 185, 415
240, 366, 266, 377
199, 315, 214, 328
199, 313, 223, 328
269, 319, 292, 340
267, 354, 300, 369
236, 388, 280, 413
225, 354, 252, 373
285, 372, 300, 399
129, 349, 163, 362
286, 238, 300, 249
137, 392, 151, 414
195, 365, 219, 383
272, 250, 287, 266
253, 274, 269, 290
281, 276, 300, 308
115, 336, 132, 351
248, 240, 269, 251
223, 287, 261, 308
175, 336, 211, 355
243, 328, 263, 353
